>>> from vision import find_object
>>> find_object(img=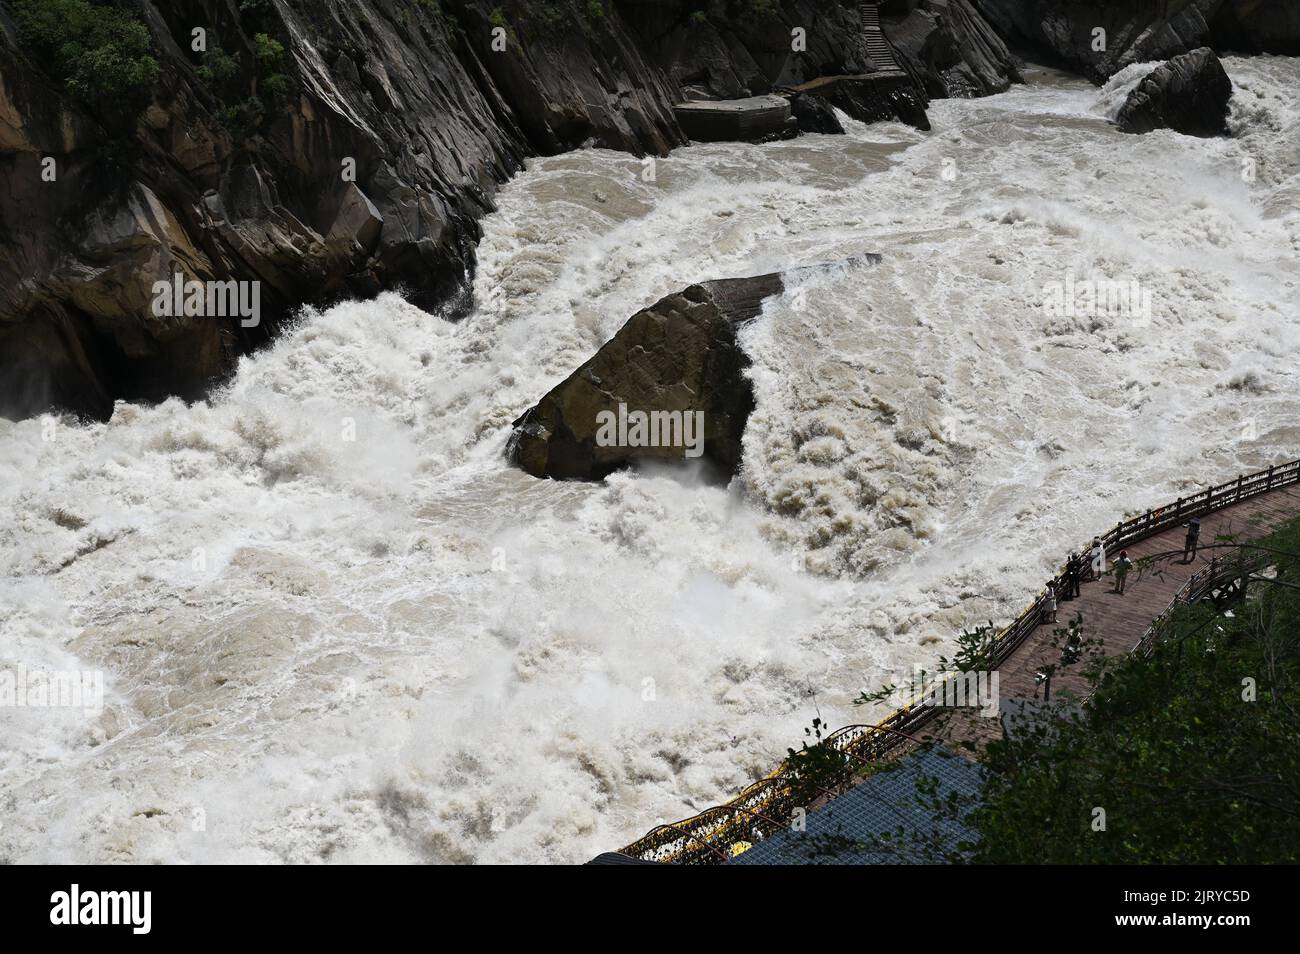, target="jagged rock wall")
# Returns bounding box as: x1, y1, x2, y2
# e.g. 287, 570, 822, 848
619, 0, 1020, 102
0, 0, 1016, 421
977, 0, 1300, 83
619, 0, 875, 99
884, 0, 1023, 98
0, 0, 680, 420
